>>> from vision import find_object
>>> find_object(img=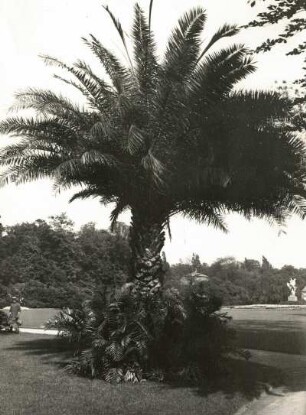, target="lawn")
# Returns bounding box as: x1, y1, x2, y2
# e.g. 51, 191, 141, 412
226, 308, 306, 355
0, 333, 281, 415
2, 308, 59, 329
